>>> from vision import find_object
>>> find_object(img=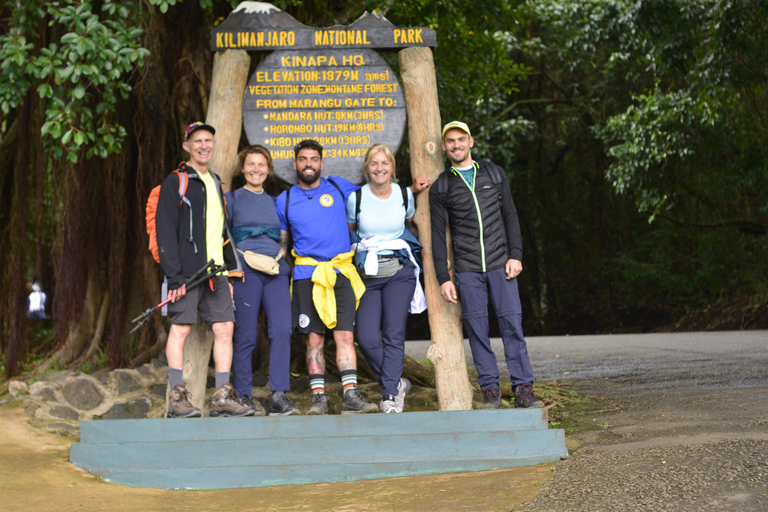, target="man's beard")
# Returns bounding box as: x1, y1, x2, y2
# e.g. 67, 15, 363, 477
296, 166, 321, 185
